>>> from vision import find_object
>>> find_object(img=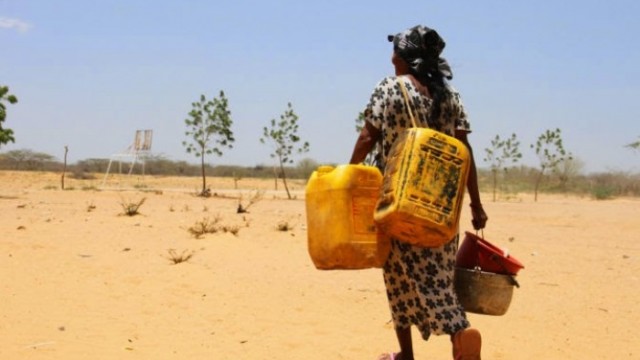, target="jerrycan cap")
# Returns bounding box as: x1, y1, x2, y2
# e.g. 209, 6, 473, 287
316, 165, 335, 175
